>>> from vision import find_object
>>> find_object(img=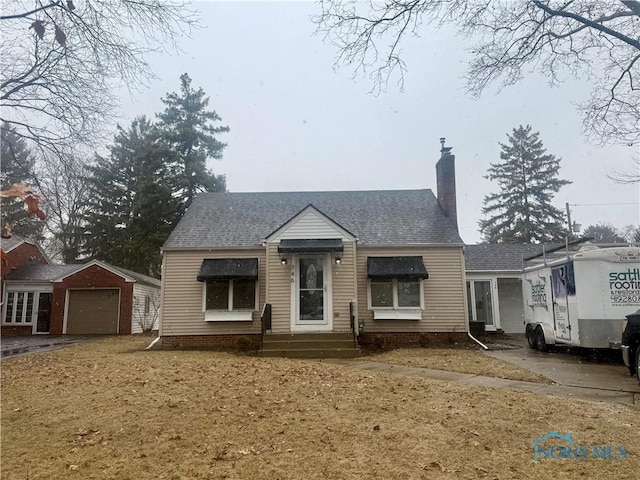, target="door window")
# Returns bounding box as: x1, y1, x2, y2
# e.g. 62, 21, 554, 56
299, 257, 324, 321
